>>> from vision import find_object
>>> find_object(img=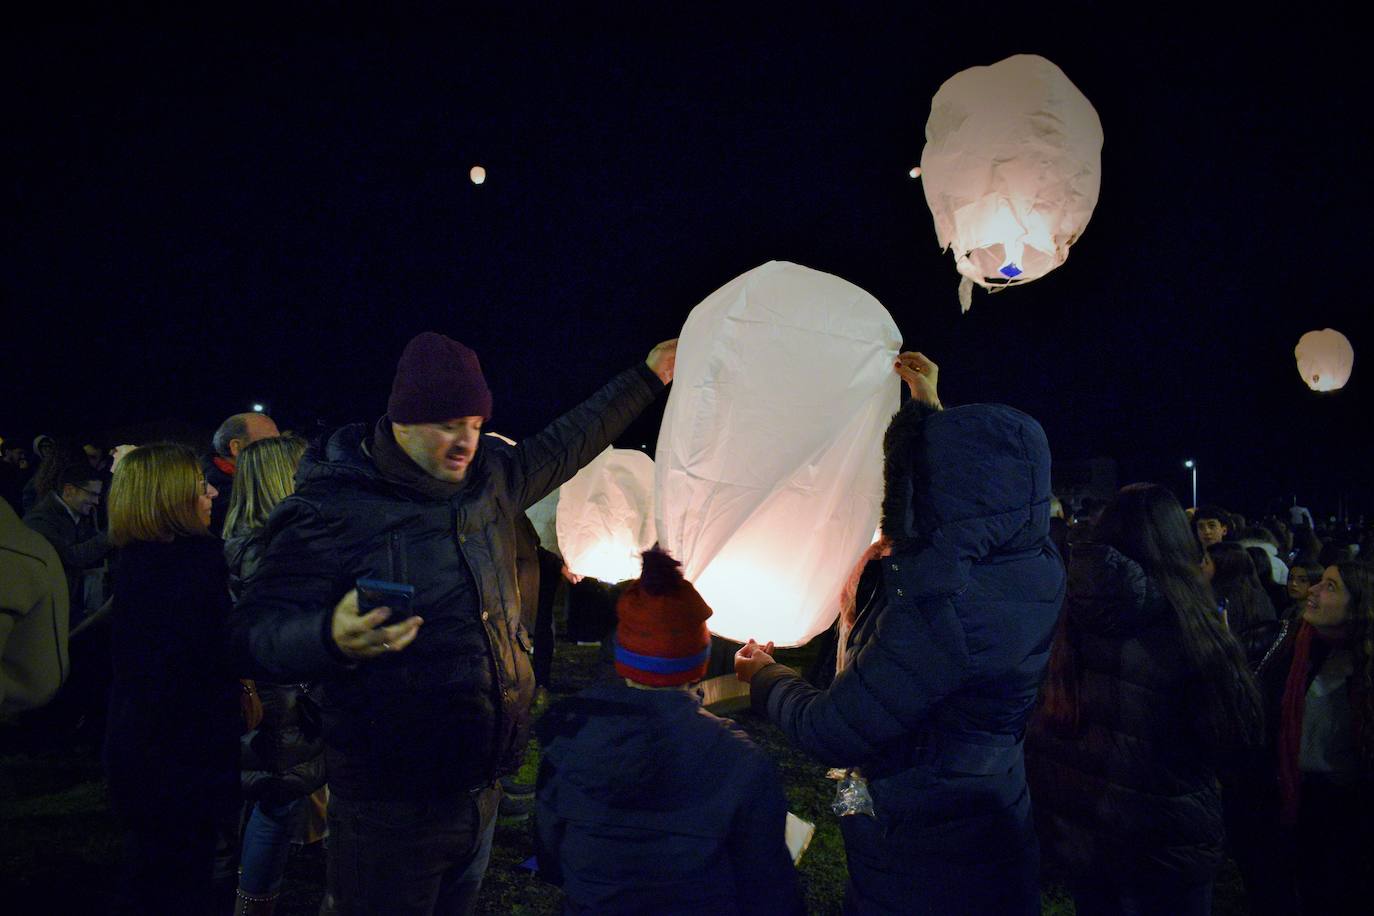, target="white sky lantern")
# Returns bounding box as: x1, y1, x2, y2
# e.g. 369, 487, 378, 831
656, 260, 901, 647
919, 54, 1103, 312
556, 448, 657, 583
470, 165, 486, 185
1295, 328, 1354, 392
526, 488, 560, 558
